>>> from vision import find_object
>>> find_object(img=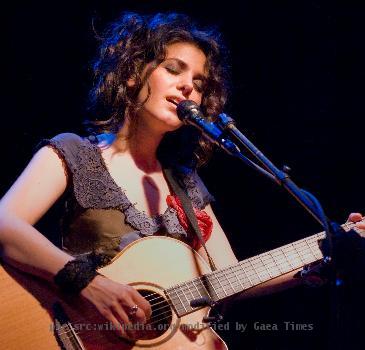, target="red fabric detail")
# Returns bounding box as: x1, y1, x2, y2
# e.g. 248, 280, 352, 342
166, 194, 213, 250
